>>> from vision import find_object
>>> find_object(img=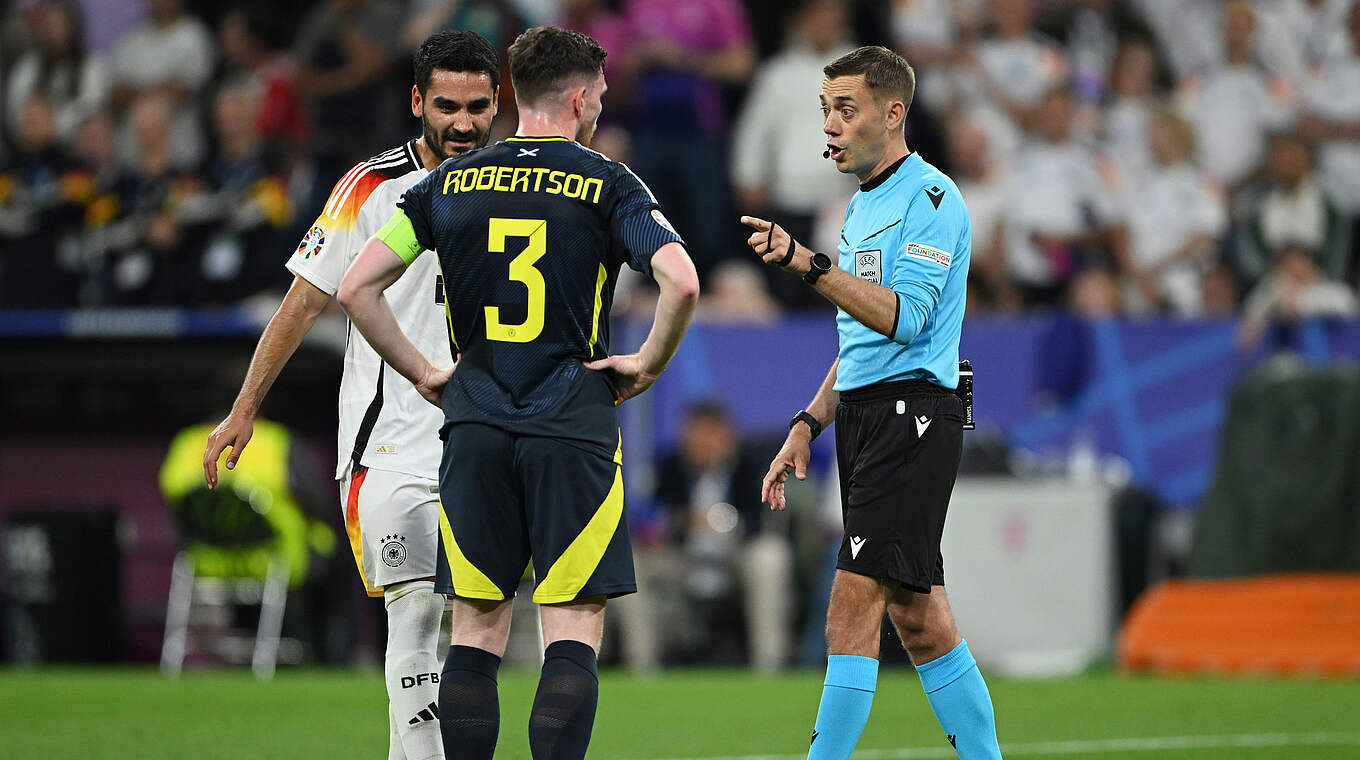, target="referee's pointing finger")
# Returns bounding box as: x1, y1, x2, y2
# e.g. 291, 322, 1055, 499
739, 215, 770, 232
